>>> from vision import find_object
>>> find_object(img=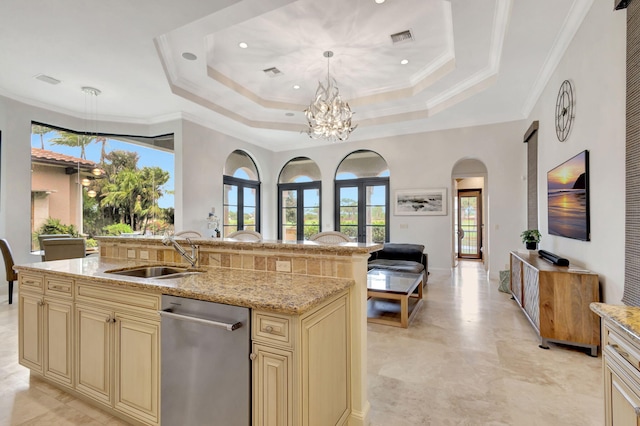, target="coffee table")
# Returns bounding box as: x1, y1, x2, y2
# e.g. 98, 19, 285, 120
366, 269, 423, 328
